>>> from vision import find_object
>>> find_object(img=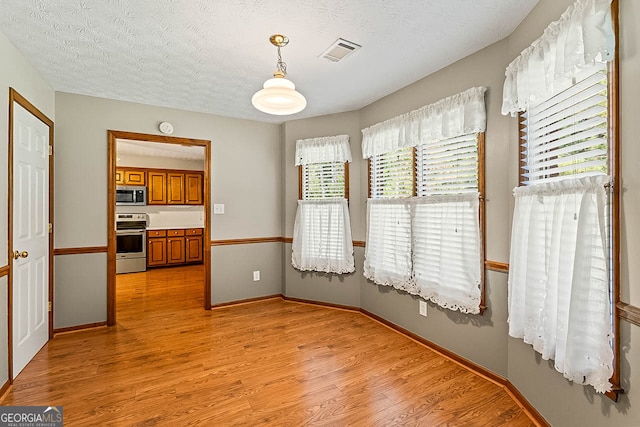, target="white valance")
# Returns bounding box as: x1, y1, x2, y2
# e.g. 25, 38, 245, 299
501, 0, 614, 116
295, 135, 352, 166
361, 87, 487, 158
